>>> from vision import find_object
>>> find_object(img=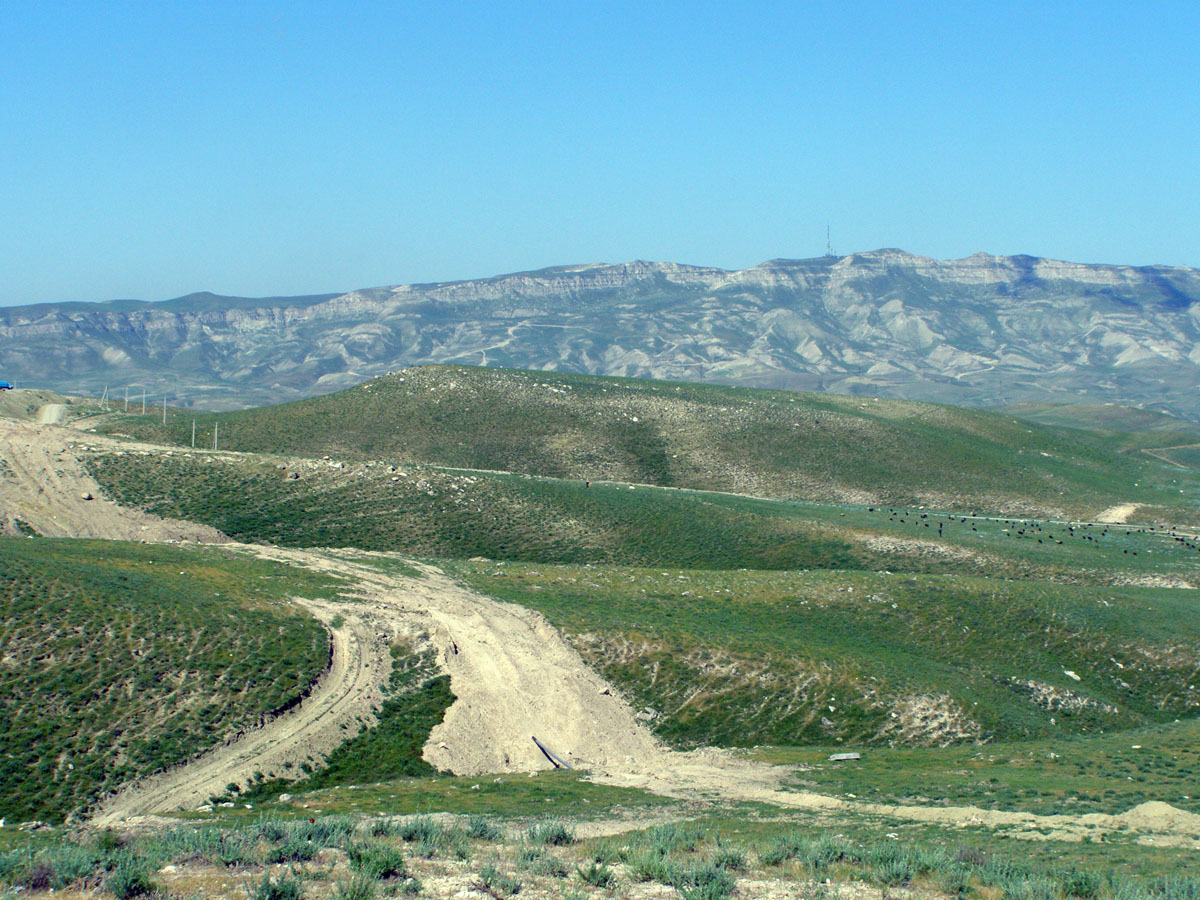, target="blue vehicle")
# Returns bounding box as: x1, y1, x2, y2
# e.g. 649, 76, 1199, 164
0, 381, 13, 390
